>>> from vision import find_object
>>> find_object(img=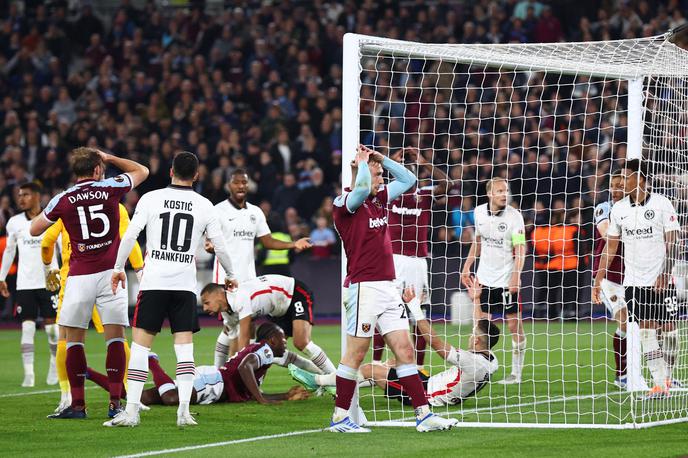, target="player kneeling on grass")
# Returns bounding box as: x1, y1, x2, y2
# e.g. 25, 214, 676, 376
201, 275, 336, 377
86, 323, 309, 406
291, 288, 499, 407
